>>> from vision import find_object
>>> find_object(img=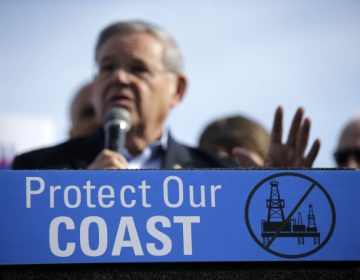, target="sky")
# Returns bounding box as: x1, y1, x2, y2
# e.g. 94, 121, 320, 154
0, 0, 359, 167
